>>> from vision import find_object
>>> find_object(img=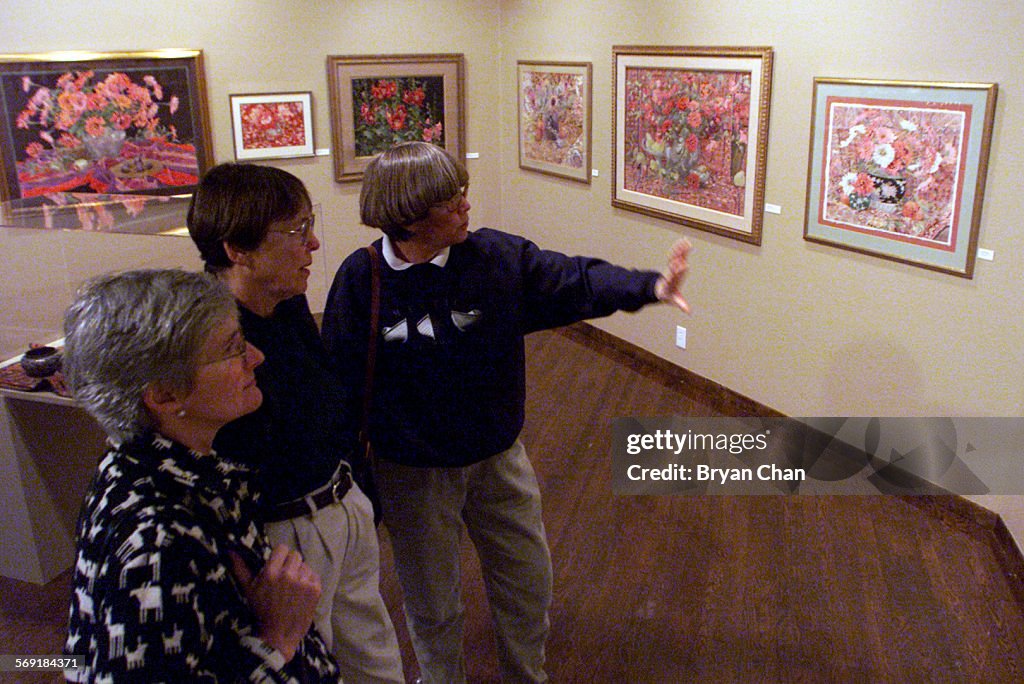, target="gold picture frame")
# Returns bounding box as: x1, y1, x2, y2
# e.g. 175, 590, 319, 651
612, 45, 774, 244
517, 60, 592, 183
804, 77, 998, 278
0, 49, 212, 201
